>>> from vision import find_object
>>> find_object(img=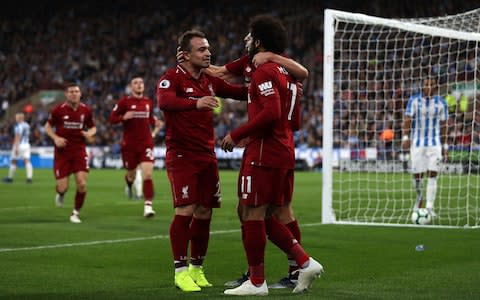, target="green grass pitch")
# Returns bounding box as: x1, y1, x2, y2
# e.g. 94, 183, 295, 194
0, 169, 479, 299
